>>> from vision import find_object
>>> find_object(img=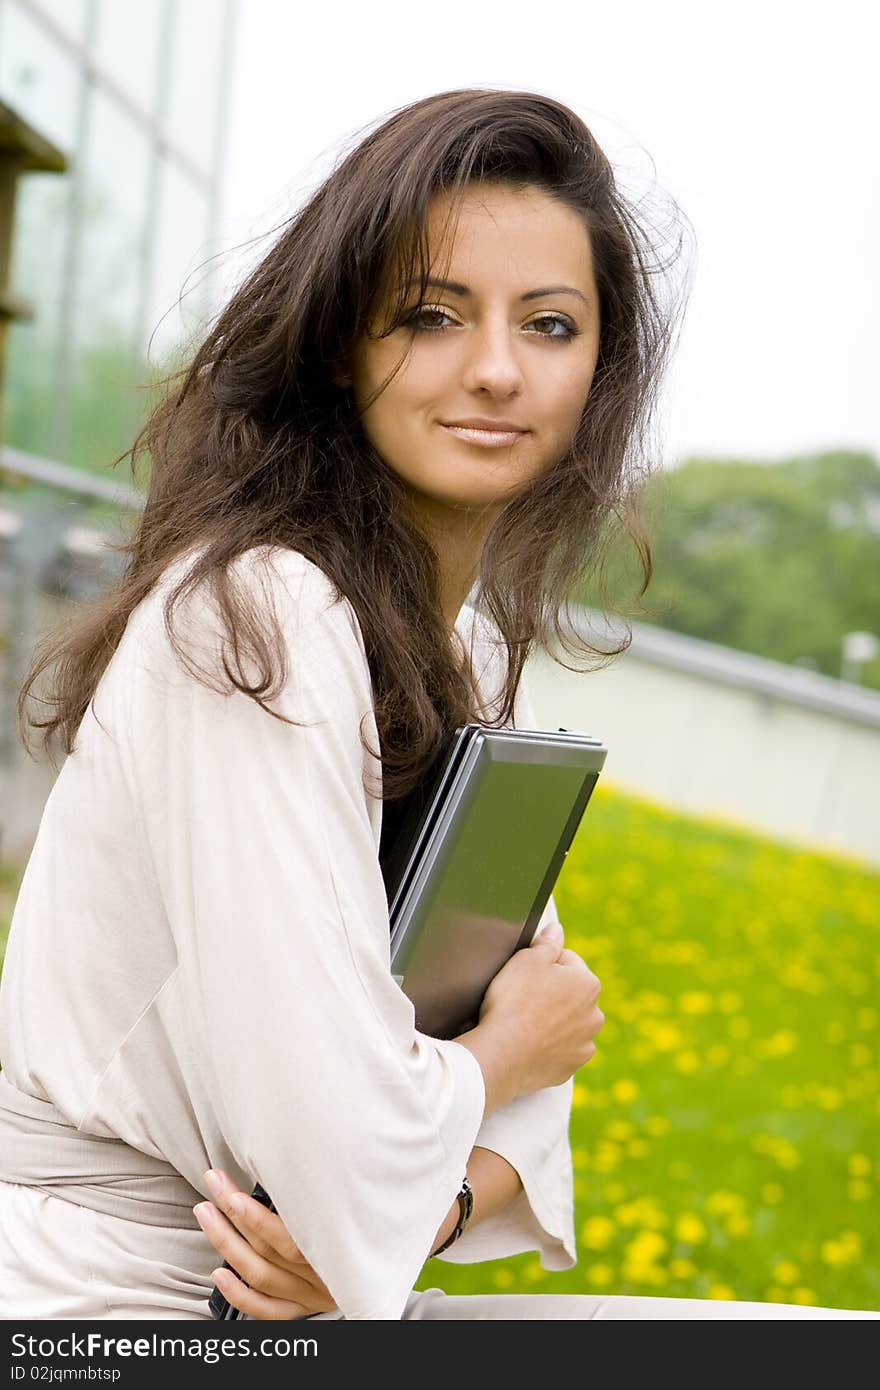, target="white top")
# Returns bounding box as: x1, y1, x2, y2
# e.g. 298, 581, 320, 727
0, 544, 575, 1320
